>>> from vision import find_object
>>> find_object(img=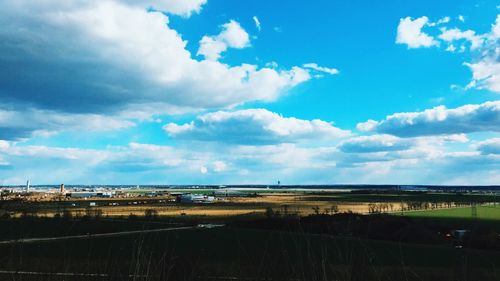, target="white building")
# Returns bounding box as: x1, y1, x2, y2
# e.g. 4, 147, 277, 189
176, 194, 215, 203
